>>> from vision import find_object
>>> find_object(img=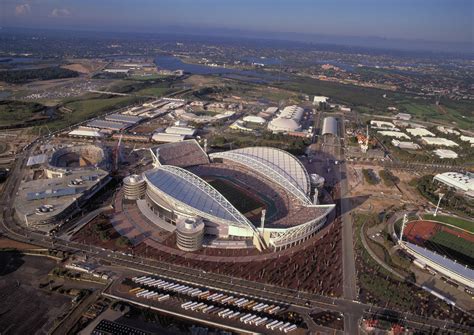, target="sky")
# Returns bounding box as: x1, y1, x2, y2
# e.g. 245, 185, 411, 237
1, 0, 472, 44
